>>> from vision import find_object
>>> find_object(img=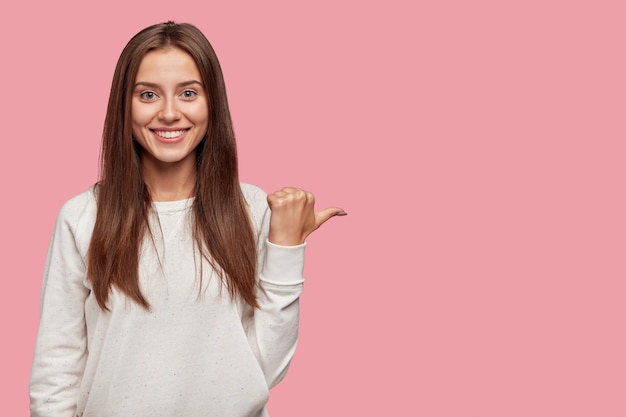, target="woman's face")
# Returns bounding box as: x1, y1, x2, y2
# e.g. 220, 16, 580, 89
131, 47, 209, 169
